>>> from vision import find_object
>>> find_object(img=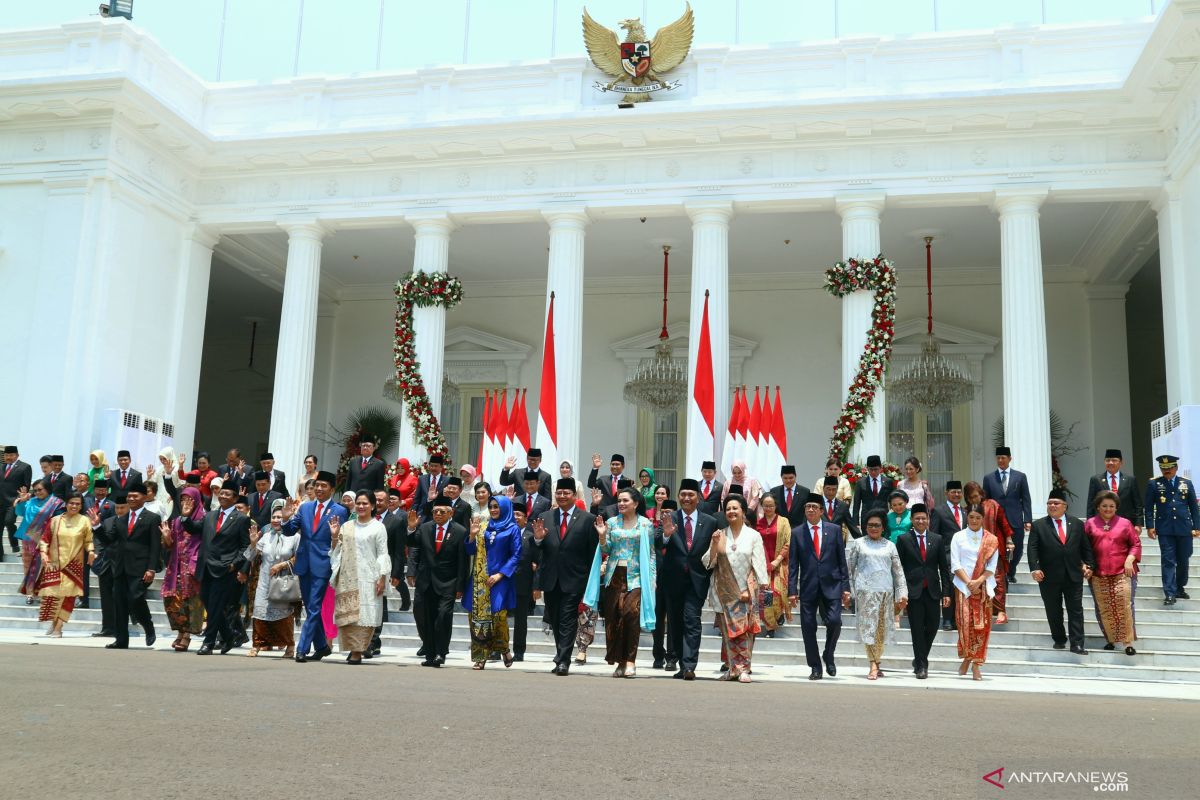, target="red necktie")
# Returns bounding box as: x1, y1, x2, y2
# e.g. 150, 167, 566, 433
216, 509, 227, 533
872, 478, 878, 495
127, 511, 137, 536
703, 481, 711, 499
826, 500, 834, 520
257, 496, 263, 511
785, 487, 793, 512
314, 502, 324, 527
1110, 474, 1118, 492
918, 532, 926, 560
120, 470, 127, 488
3, 464, 11, 478
953, 505, 961, 528
527, 494, 535, 514
611, 476, 617, 496
812, 524, 821, 558
1056, 518, 1066, 544
684, 515, 693, 550
436, 524, 445, 553
559, 512, 568, 541
362, 458, 369, 470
